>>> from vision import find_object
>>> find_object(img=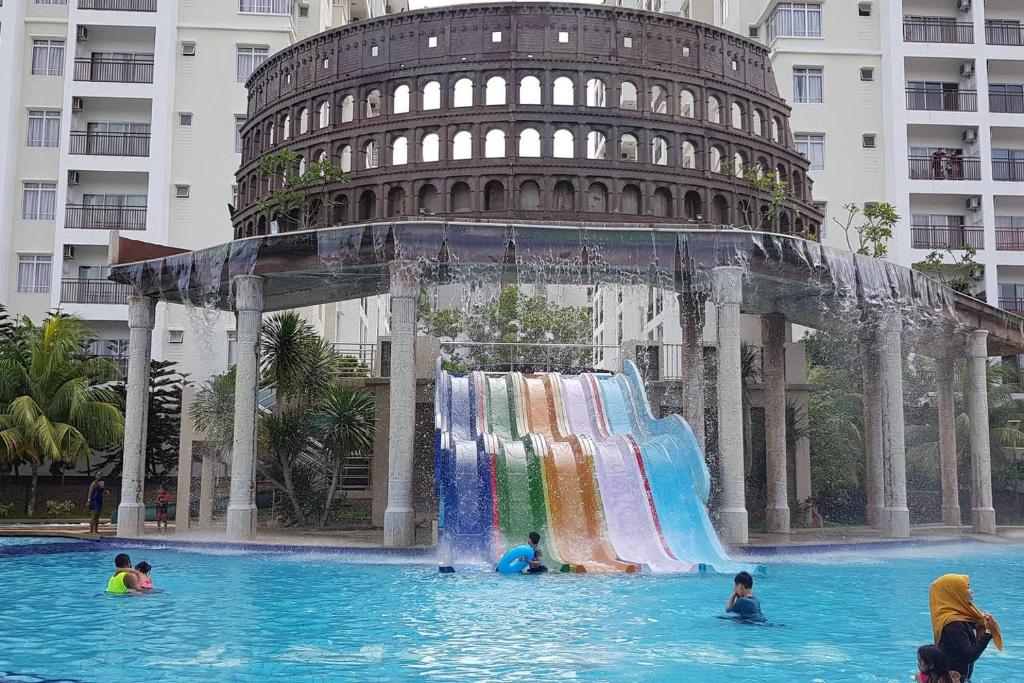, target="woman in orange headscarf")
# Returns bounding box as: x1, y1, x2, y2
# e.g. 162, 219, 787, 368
929, 574, 1003, 681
